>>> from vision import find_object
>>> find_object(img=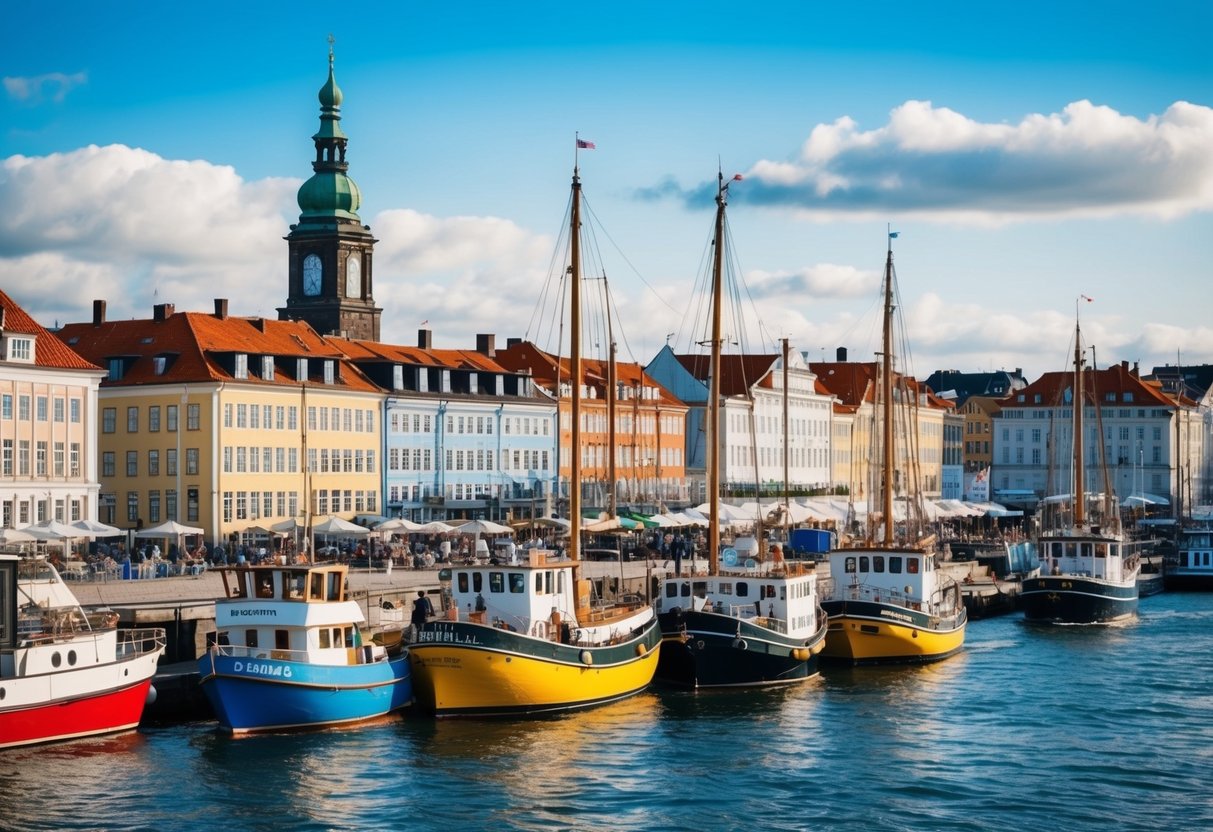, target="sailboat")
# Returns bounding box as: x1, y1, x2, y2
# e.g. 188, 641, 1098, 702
653, 172, 828, 688
1021, 308, 1139, 623
407, 149, 662, 717
819, 235, 967, 664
